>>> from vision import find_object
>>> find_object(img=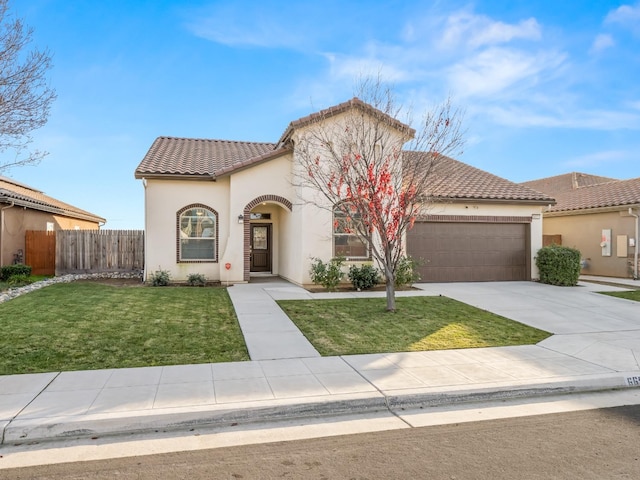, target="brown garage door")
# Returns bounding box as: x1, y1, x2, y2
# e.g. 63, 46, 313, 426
407, 222, 528, 282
